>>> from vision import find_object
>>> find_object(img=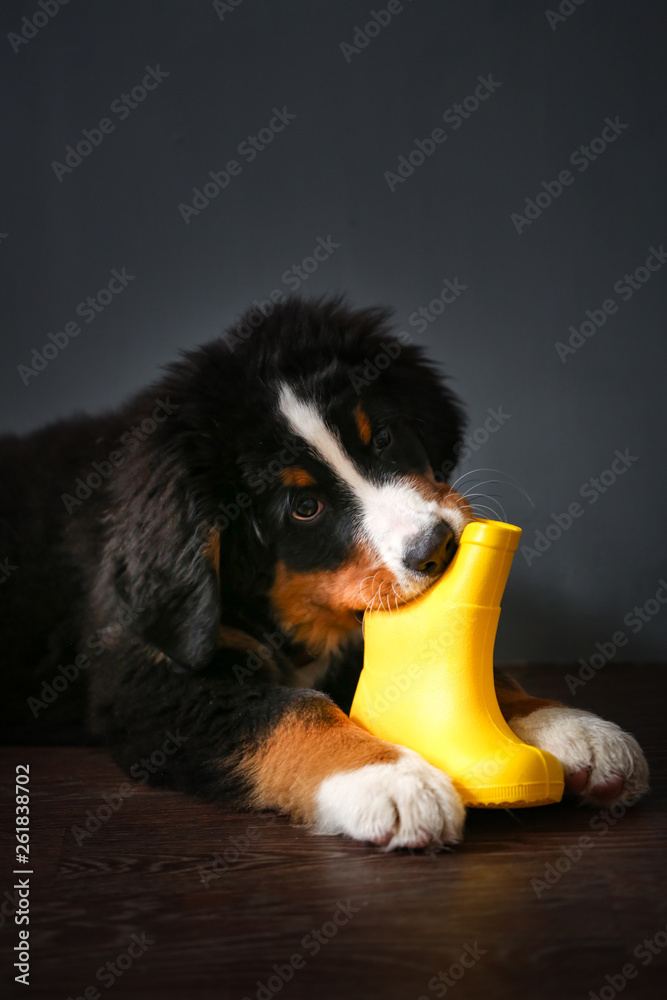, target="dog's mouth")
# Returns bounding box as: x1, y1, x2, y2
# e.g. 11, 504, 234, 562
354, 548, 460, 615
352, 582, 431, 616
270, 512, 467, 654
352, 515, 463, 615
